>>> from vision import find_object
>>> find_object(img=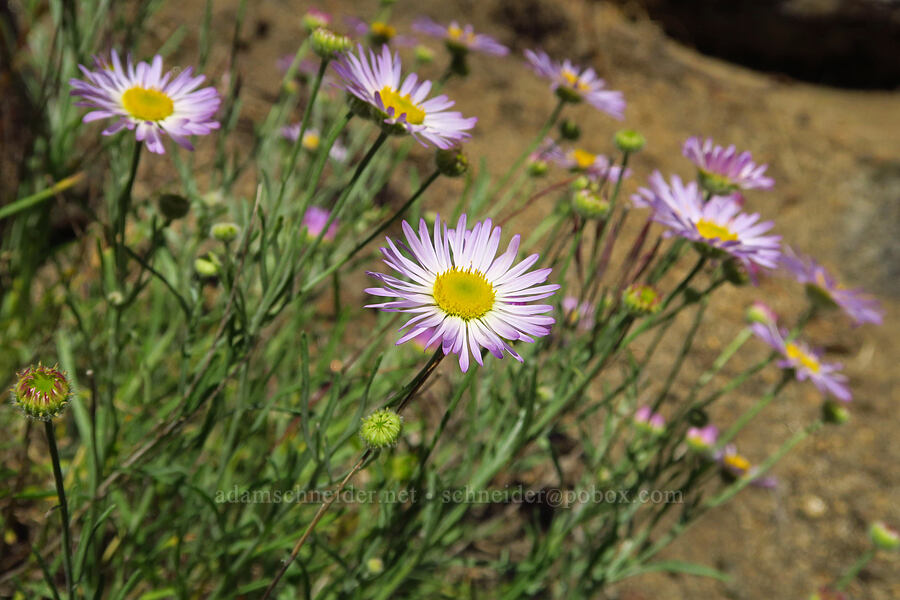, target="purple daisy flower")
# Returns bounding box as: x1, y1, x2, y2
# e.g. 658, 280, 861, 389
281, 125, 348, 162
333, 45, 477, 149
685, 424, 718, 453
547, 144, 631, 182
523, 49, 625, 119
365, 214, 559, 372
751, 322, 852, 402
779, 247, 883, 326
717, 445, 777, 488
632, 172, 781, 268
561, 296, 595, 331
683, 136, 774, 194
412, 17, 509, 56
344, 16, 416, 47
69, 50, 220, 154
301, 206, 338, 242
